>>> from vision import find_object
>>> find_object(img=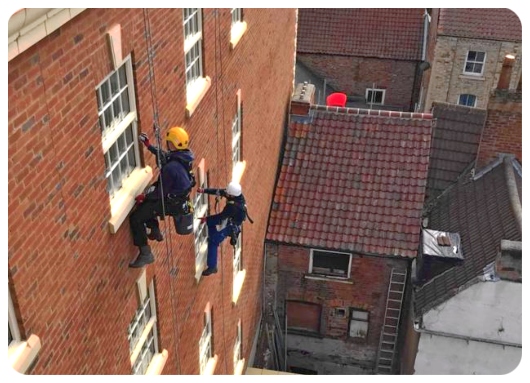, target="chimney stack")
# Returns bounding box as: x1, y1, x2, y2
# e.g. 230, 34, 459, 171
290, 82, 315, 116
497, 54, 515, 90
